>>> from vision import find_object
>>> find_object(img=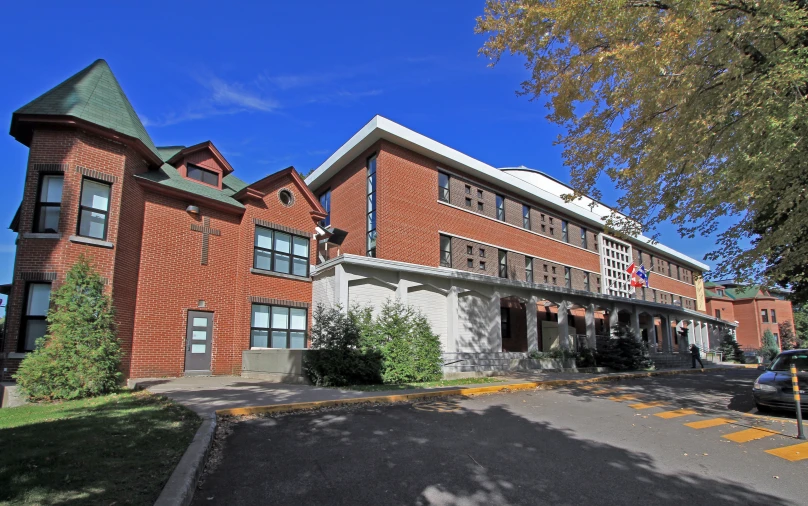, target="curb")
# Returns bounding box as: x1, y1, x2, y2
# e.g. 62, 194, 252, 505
215, 367, 720, 417
154, 413, 217, 506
